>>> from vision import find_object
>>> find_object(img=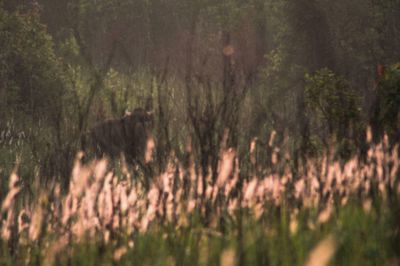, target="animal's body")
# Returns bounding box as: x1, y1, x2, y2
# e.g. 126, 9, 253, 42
85, 108, 154, 165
